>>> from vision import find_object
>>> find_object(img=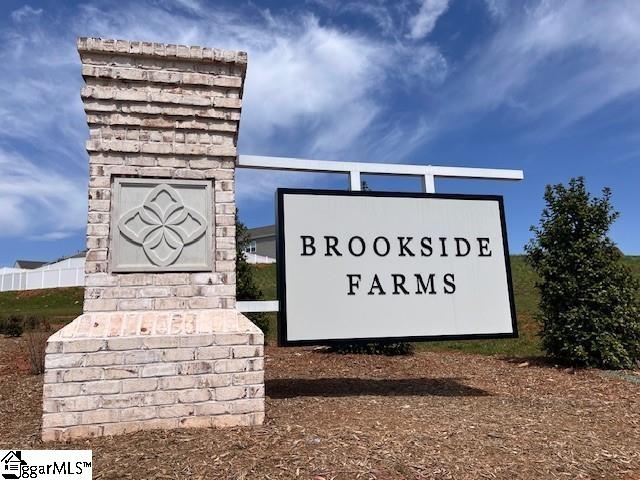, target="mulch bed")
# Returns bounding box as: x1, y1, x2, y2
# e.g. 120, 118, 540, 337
1, 336, 639, 479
